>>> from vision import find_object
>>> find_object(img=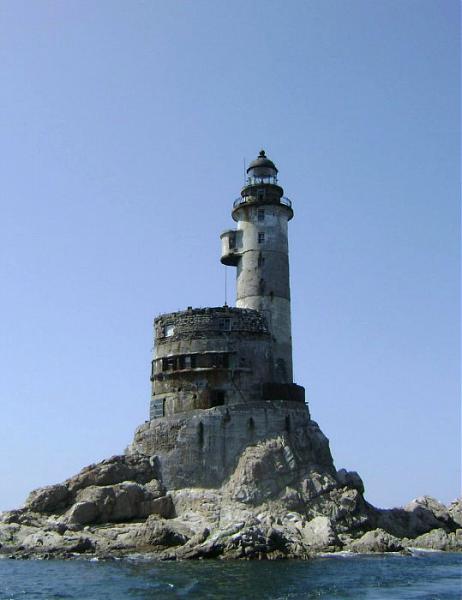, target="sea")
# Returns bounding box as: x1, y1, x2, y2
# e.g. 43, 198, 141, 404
0, 552, 460, 599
